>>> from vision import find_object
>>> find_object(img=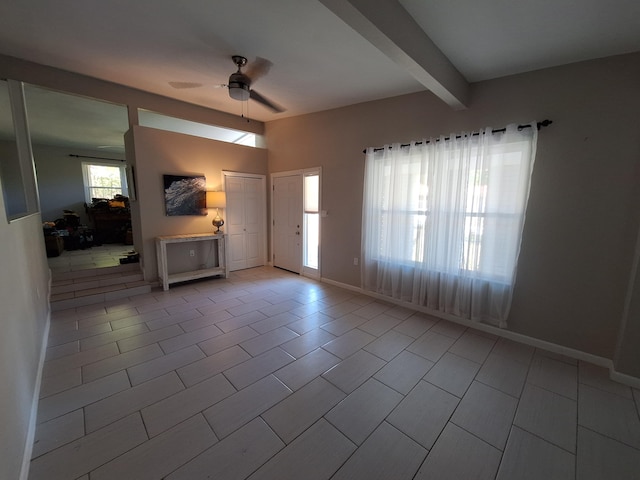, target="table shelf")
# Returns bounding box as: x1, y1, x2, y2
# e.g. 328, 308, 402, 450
156, 233, 229, 291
